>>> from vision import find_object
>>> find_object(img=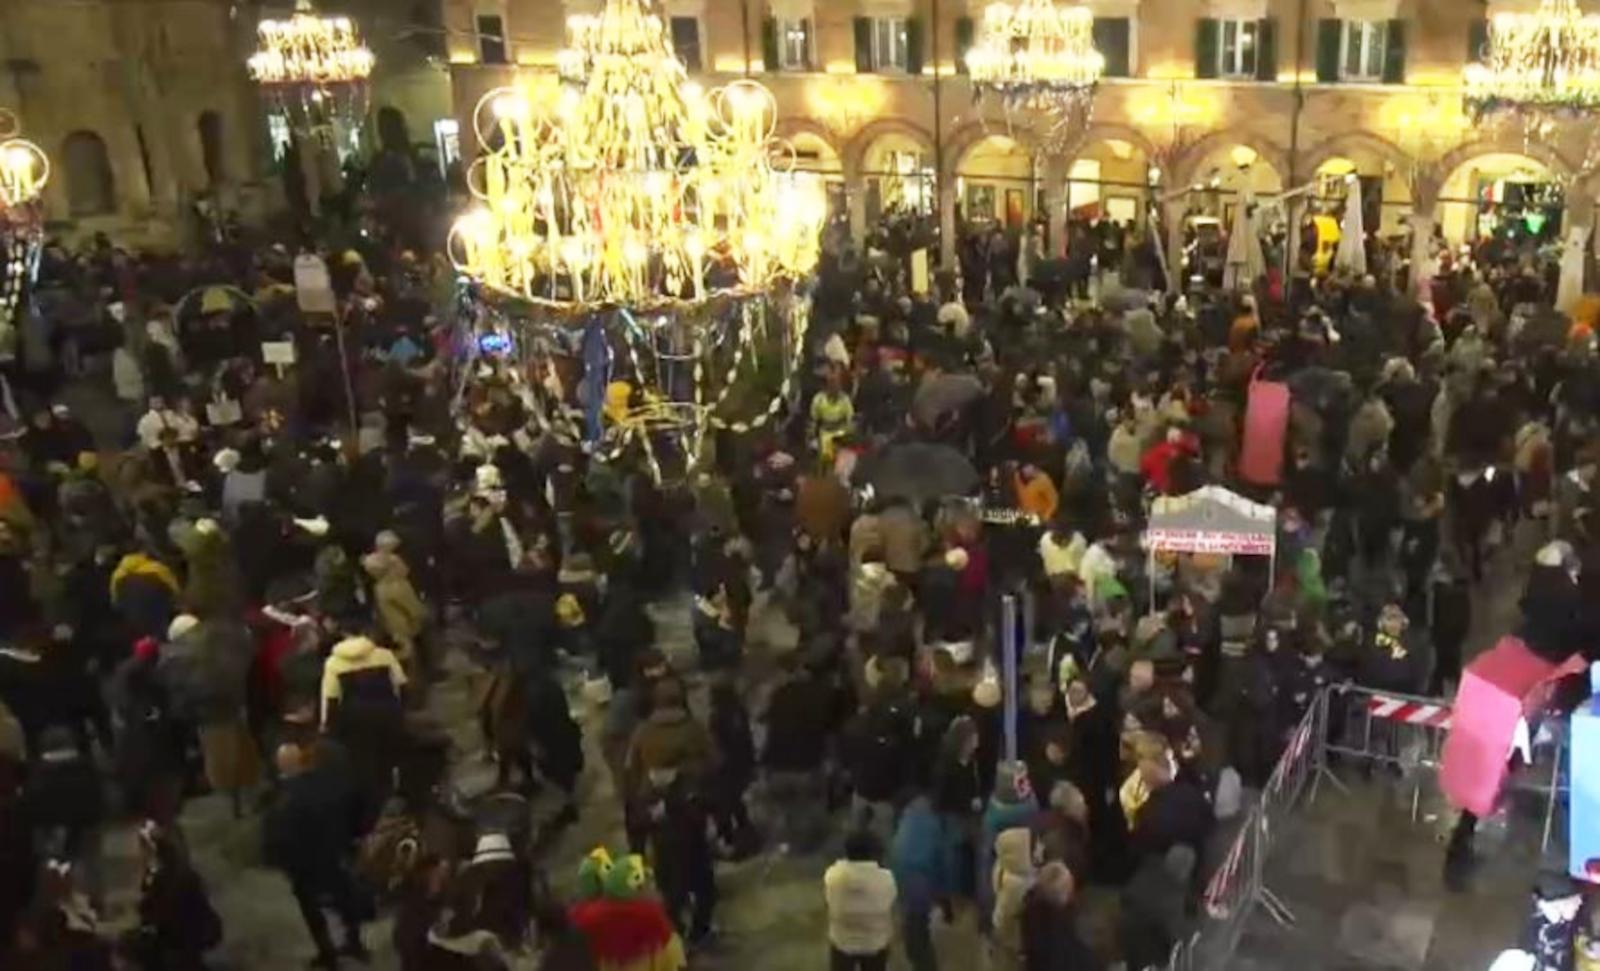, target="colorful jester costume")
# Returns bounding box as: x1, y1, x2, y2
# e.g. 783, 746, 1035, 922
568, 848, 686, 971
